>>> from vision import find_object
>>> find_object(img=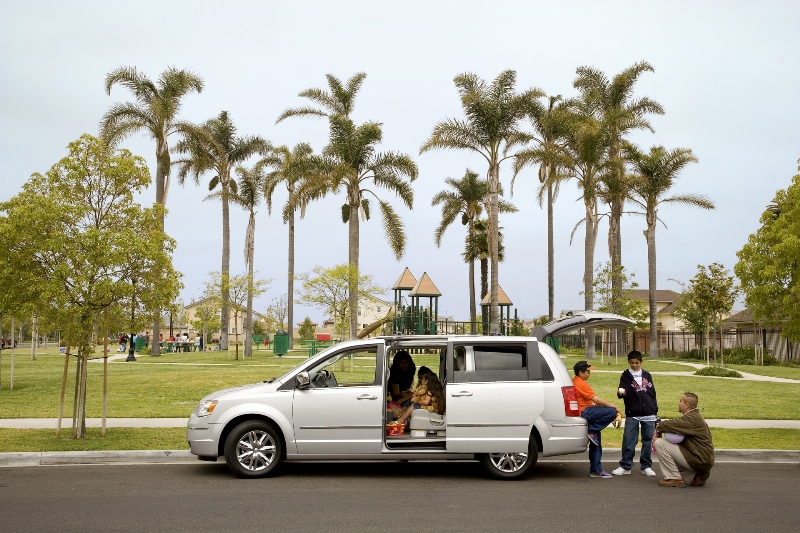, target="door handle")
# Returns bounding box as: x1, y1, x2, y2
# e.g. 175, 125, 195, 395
356, 394, 378, 400
451, 391, 473, 397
